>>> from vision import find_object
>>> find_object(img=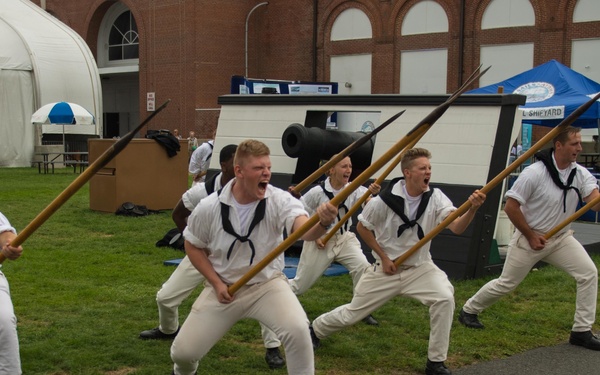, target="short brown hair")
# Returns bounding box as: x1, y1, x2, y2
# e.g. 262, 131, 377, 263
553, 126, 581, 146
234, 139, 270, 166
400, 148, 431, 173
